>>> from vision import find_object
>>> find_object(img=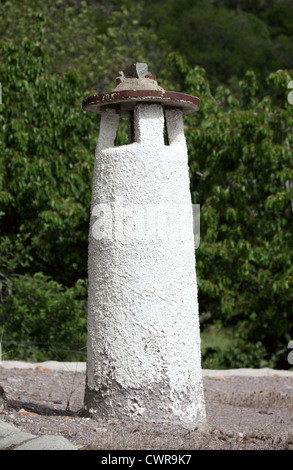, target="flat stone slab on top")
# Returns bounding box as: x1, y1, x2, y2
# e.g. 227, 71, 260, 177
83, 62, 200, 117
